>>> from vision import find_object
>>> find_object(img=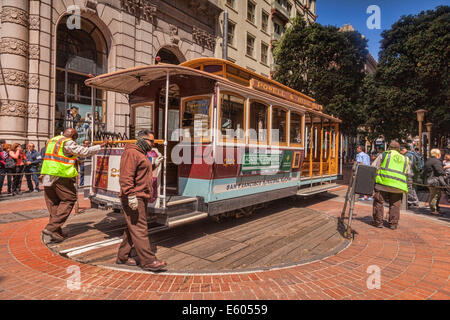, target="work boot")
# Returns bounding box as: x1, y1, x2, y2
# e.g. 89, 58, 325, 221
371, 221, 383, 228
42, 229, 65, 242
116, 257, 139, 266
141, 260, 167, 272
